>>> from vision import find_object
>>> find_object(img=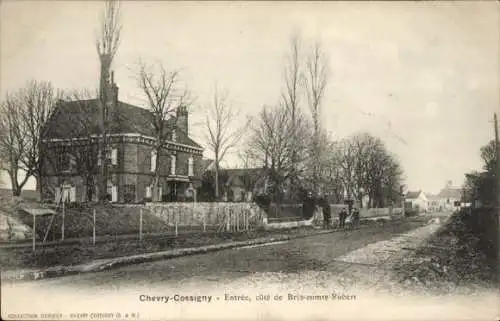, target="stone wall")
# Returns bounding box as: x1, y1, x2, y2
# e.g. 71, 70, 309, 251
145, 202, 404, 229
145, 203, 267, 229
313, 205, 404, 224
